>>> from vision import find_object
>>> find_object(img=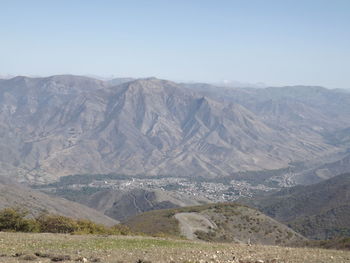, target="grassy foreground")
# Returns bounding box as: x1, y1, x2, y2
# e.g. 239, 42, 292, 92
0, 232, 349, 263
